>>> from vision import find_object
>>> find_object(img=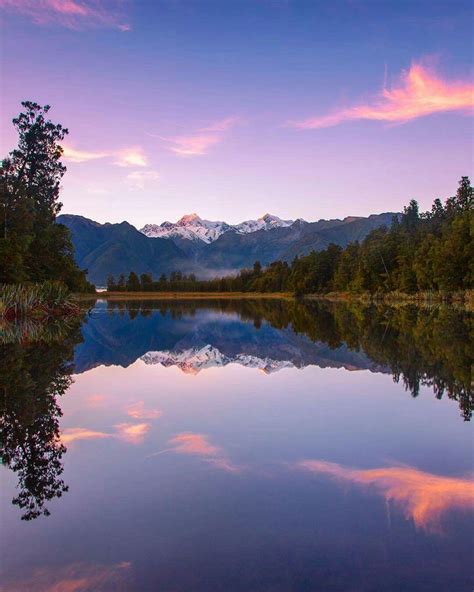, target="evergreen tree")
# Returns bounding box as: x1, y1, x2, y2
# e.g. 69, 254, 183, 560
126, 271, 141, 291
0, 101, 92, 291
